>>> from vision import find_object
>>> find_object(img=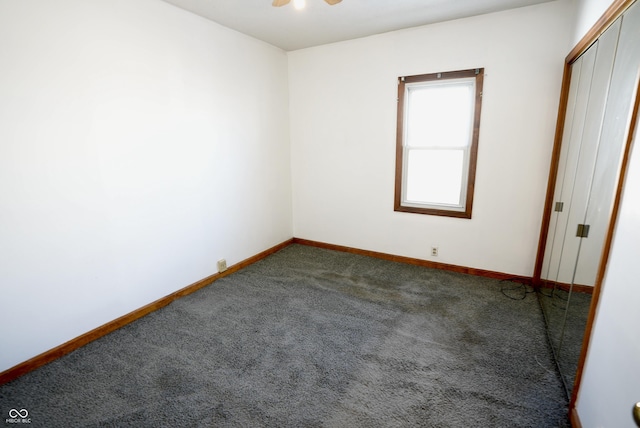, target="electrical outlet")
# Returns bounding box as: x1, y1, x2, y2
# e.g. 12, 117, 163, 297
431, 247, 438, 257
217, 259, 227, 273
